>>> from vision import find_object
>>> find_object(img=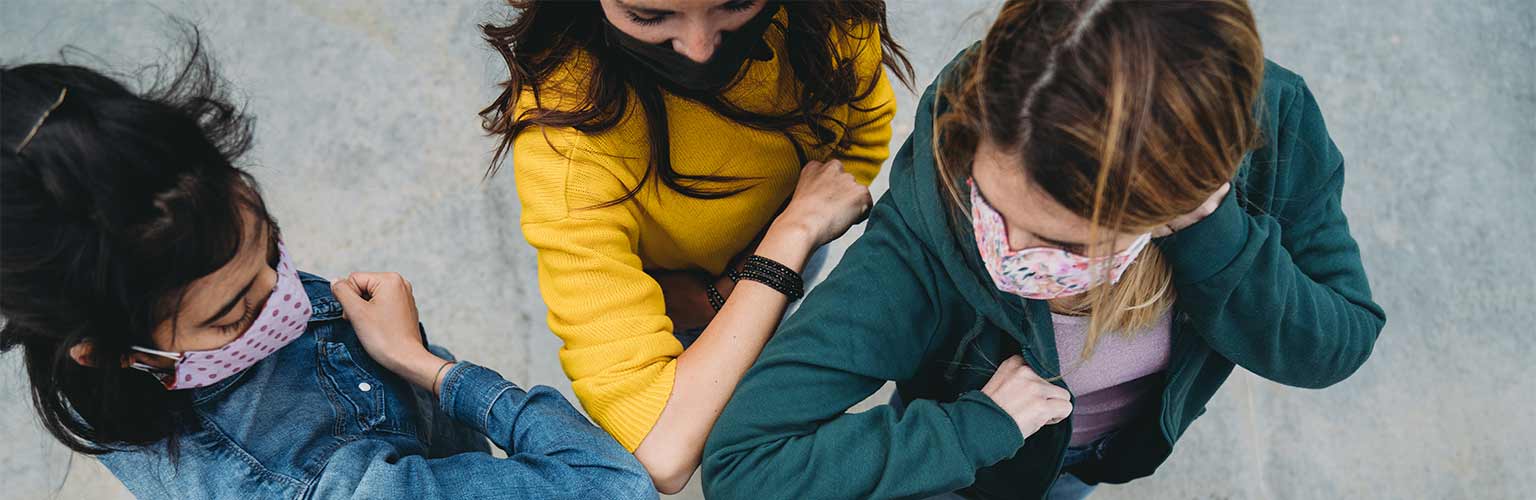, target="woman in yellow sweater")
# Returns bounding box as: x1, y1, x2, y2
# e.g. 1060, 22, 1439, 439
478, 0, 911, 493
